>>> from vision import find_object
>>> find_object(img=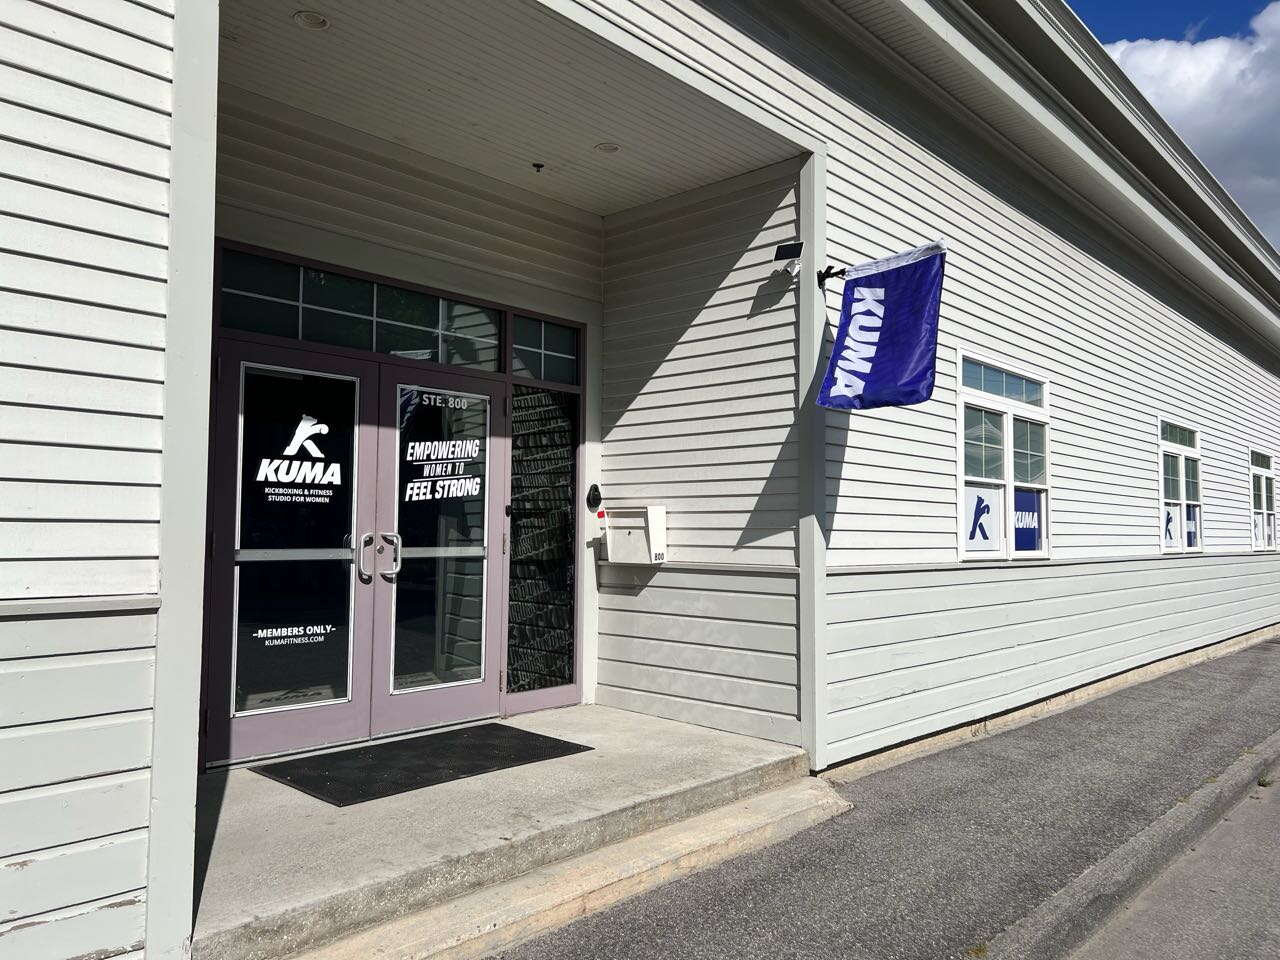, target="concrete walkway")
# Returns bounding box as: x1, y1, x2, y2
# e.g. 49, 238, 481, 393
191, 706, 807, 960
499, 638, 1280, 960
1072, 766, 1280, 959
